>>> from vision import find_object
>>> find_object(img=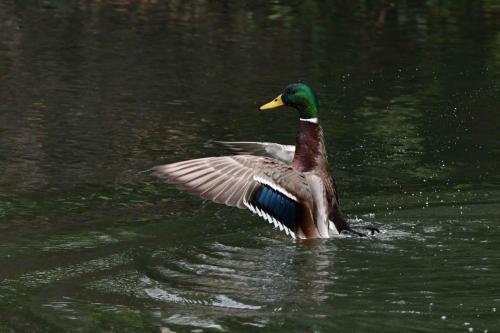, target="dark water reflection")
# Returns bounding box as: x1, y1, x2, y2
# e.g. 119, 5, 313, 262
1, 1, 499, 332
